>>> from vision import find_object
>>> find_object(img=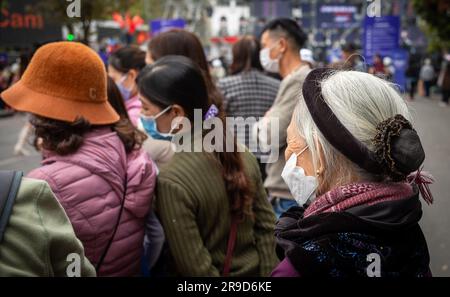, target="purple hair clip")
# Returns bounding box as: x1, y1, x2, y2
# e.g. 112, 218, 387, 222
204, 104, 219, 120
